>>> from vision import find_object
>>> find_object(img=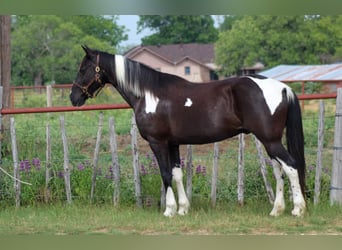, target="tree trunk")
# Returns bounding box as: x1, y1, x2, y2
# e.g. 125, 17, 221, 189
0, 15, 11, 109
